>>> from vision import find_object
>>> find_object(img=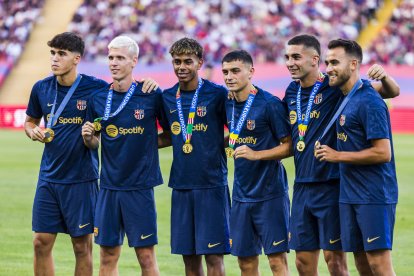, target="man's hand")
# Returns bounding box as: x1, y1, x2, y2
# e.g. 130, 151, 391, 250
140, 78, 159, 93
367, 64, 387, 81
314, 145, 339, 163
234, 145, 258, 160
82, 121, 95, 142
30, 126, 45, 143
